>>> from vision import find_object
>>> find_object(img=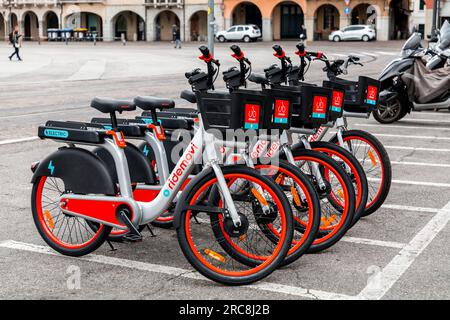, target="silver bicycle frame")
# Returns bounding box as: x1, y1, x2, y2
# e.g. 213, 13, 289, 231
59, 118, 243, 229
